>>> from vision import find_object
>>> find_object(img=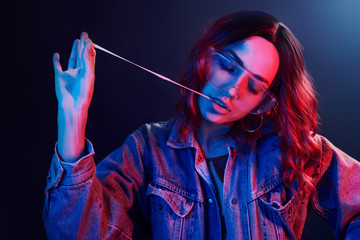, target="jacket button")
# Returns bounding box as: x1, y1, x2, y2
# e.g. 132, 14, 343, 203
199, 155, 204, 162
231, 199, 237, 204
208, 198, 214, 204
158, 204, 163, 210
